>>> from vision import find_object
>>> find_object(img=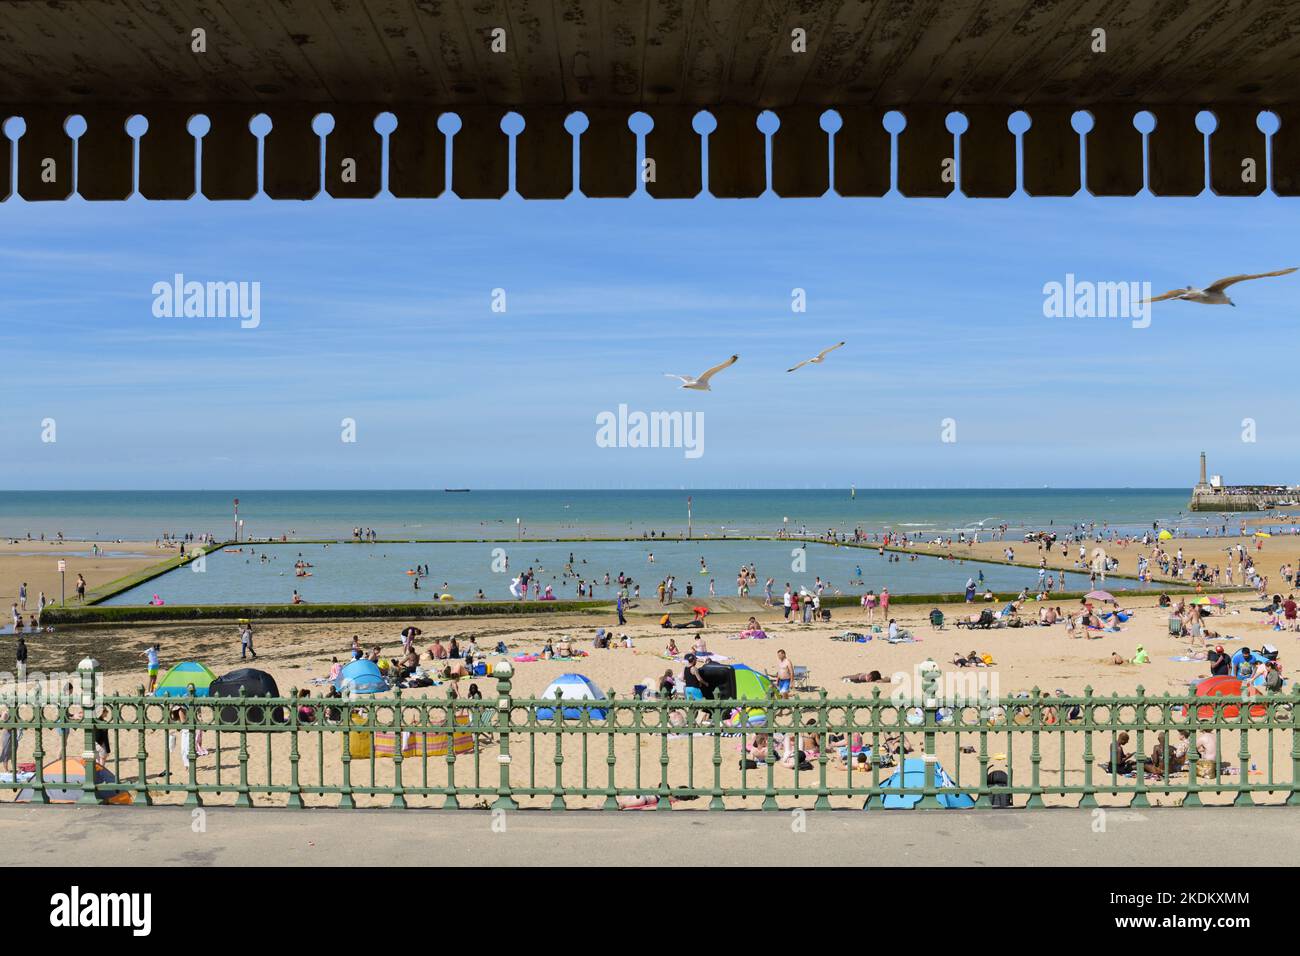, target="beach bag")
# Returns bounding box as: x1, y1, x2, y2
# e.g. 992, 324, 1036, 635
987, 769, 1012, 808
347, 712, 373, 759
